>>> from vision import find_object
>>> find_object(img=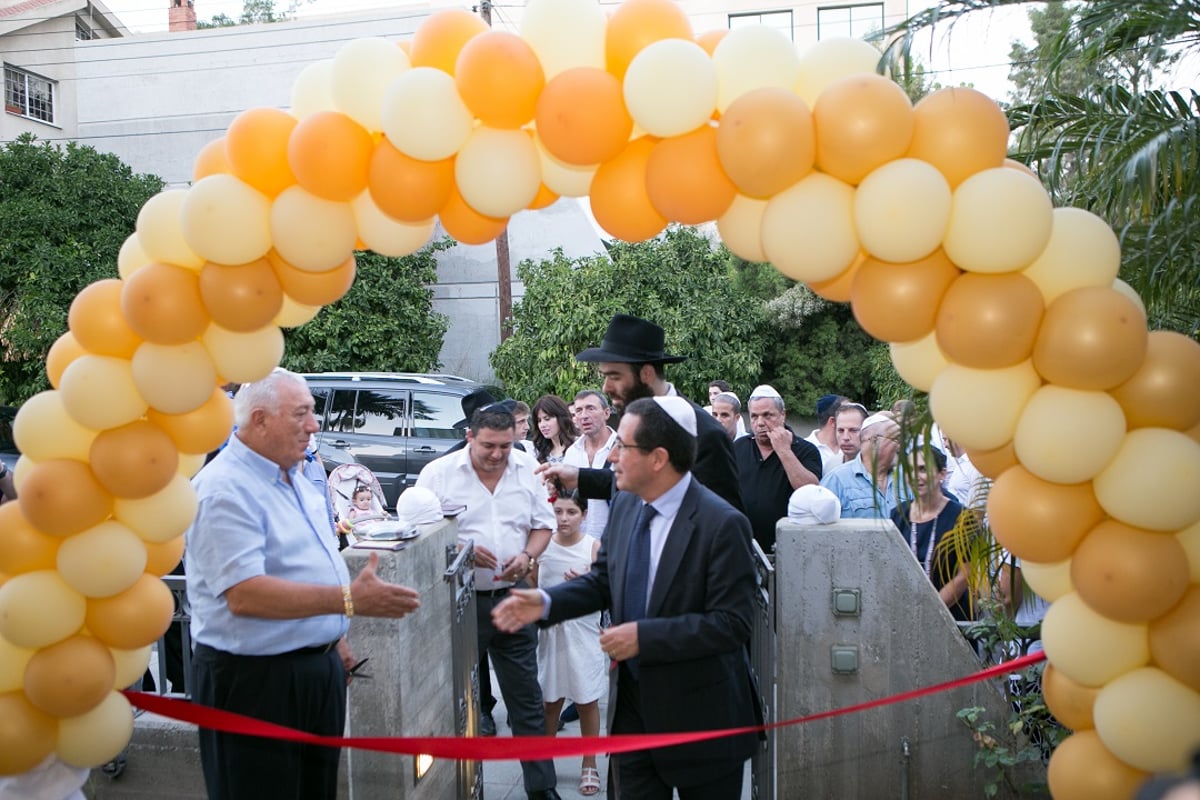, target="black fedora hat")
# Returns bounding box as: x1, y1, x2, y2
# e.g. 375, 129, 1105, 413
576, 314, 686, 364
